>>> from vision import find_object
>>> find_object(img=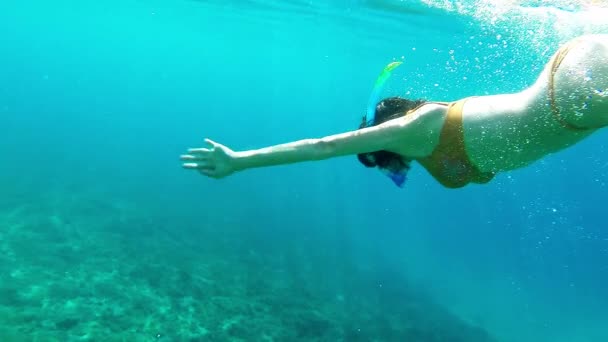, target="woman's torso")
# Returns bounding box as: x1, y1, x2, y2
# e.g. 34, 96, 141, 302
461, 34, 608, 173
461, 89, 594, 173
